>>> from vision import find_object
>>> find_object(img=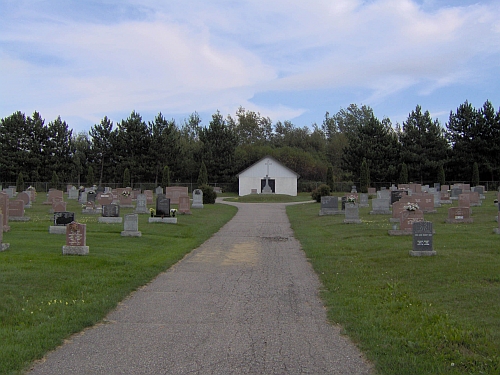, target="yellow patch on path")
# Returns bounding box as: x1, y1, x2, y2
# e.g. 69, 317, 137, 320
221, 242, 260, 266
